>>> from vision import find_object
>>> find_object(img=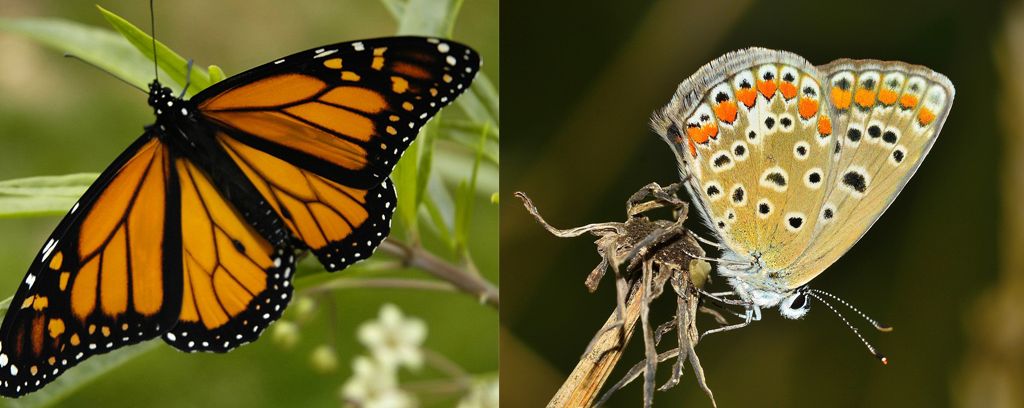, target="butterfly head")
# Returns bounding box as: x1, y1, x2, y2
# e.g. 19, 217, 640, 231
147, 80, 176, 109
720, 257, 810, 319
